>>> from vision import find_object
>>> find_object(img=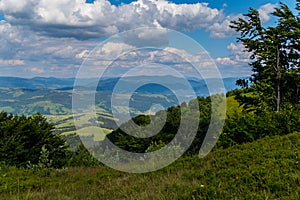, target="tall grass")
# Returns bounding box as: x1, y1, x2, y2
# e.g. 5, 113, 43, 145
1, 132, 300, 199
